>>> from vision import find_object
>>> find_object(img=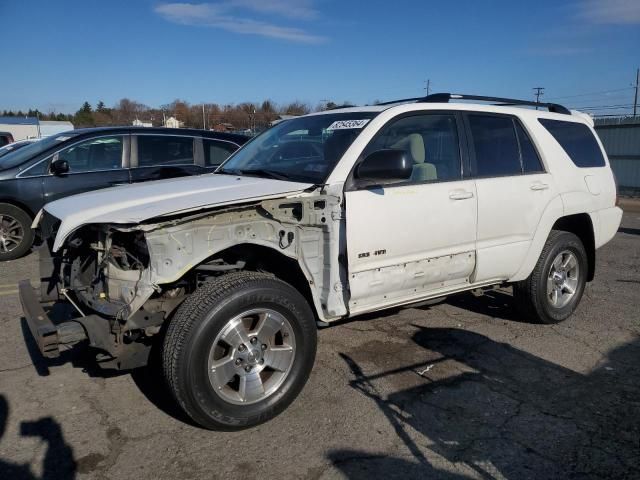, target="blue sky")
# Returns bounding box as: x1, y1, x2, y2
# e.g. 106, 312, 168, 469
1, 0, 639, 114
